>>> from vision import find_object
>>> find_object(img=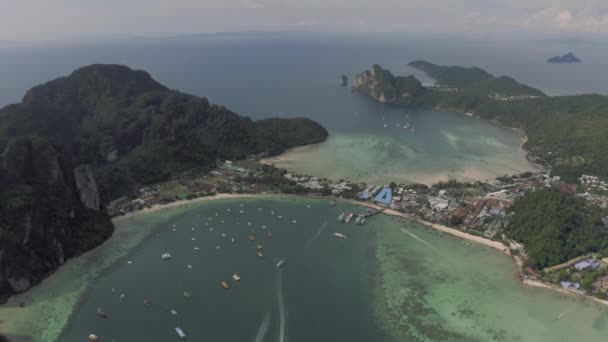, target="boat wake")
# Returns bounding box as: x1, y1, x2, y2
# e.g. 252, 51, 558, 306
276, 269, 288, 342
556, 309, 570, 320
306, 221, 328, 247
401, 228, 434, 249
253, 312, 271, 342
